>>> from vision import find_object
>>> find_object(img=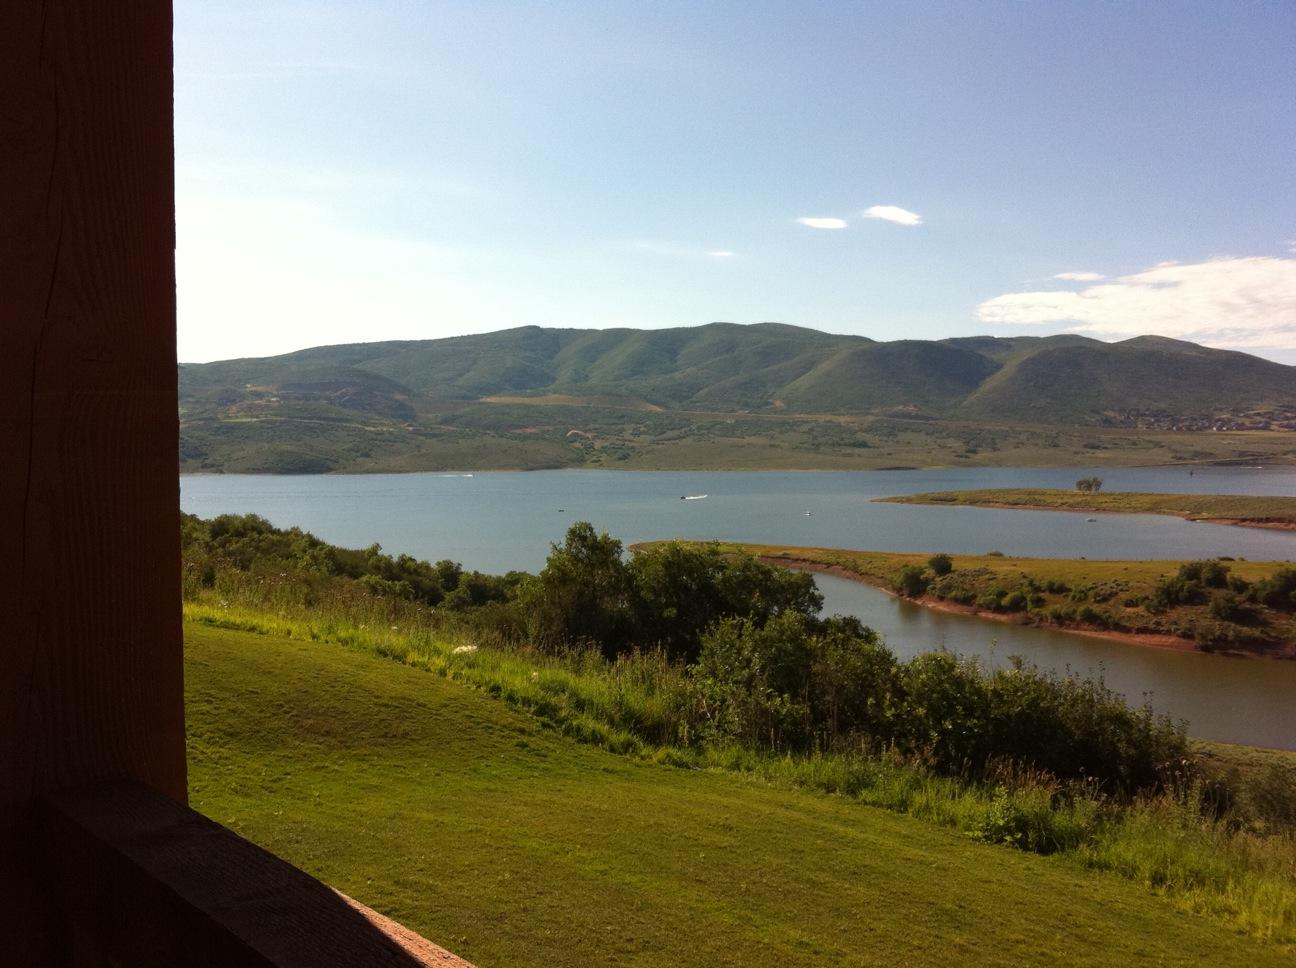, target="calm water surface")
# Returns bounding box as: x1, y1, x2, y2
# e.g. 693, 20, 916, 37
815, 574, 1296, 750
182, 467, 1296, 748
